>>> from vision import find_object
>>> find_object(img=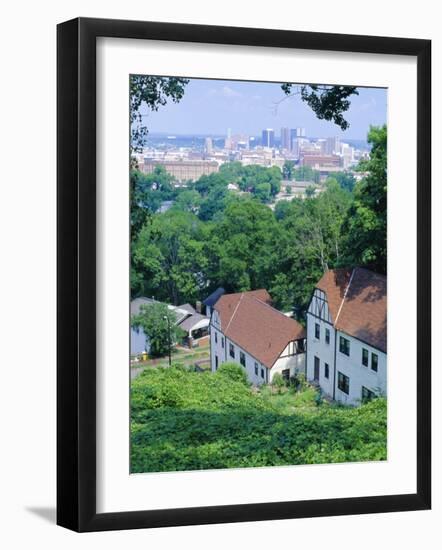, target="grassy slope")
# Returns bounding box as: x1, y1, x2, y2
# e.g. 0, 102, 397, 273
131, 366, 387, 473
